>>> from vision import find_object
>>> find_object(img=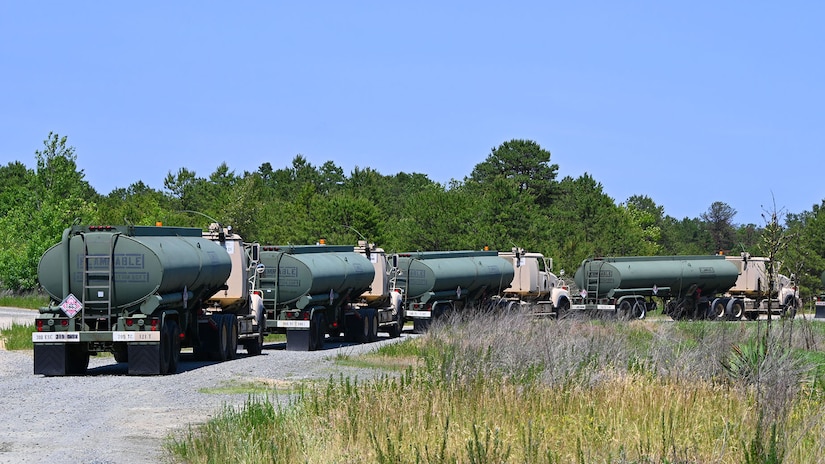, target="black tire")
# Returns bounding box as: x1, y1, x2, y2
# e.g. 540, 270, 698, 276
159, 322, 173, 375
617, 300, 632, 320
365, 309, 378, 342
631, 301, 646, 320
729, 301, 744, 321
225, 315, 238, 361
308, 312, 326, 351
555, 298, 570, 319
113, 343, 128, 363
316, 314, 327, 350
167, 320, 181, 374
387, 310, 402, 338
246, 305, 265, 355
214, 314, 229, 362
711, 299, 726, 320
357, 310, 371, 343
